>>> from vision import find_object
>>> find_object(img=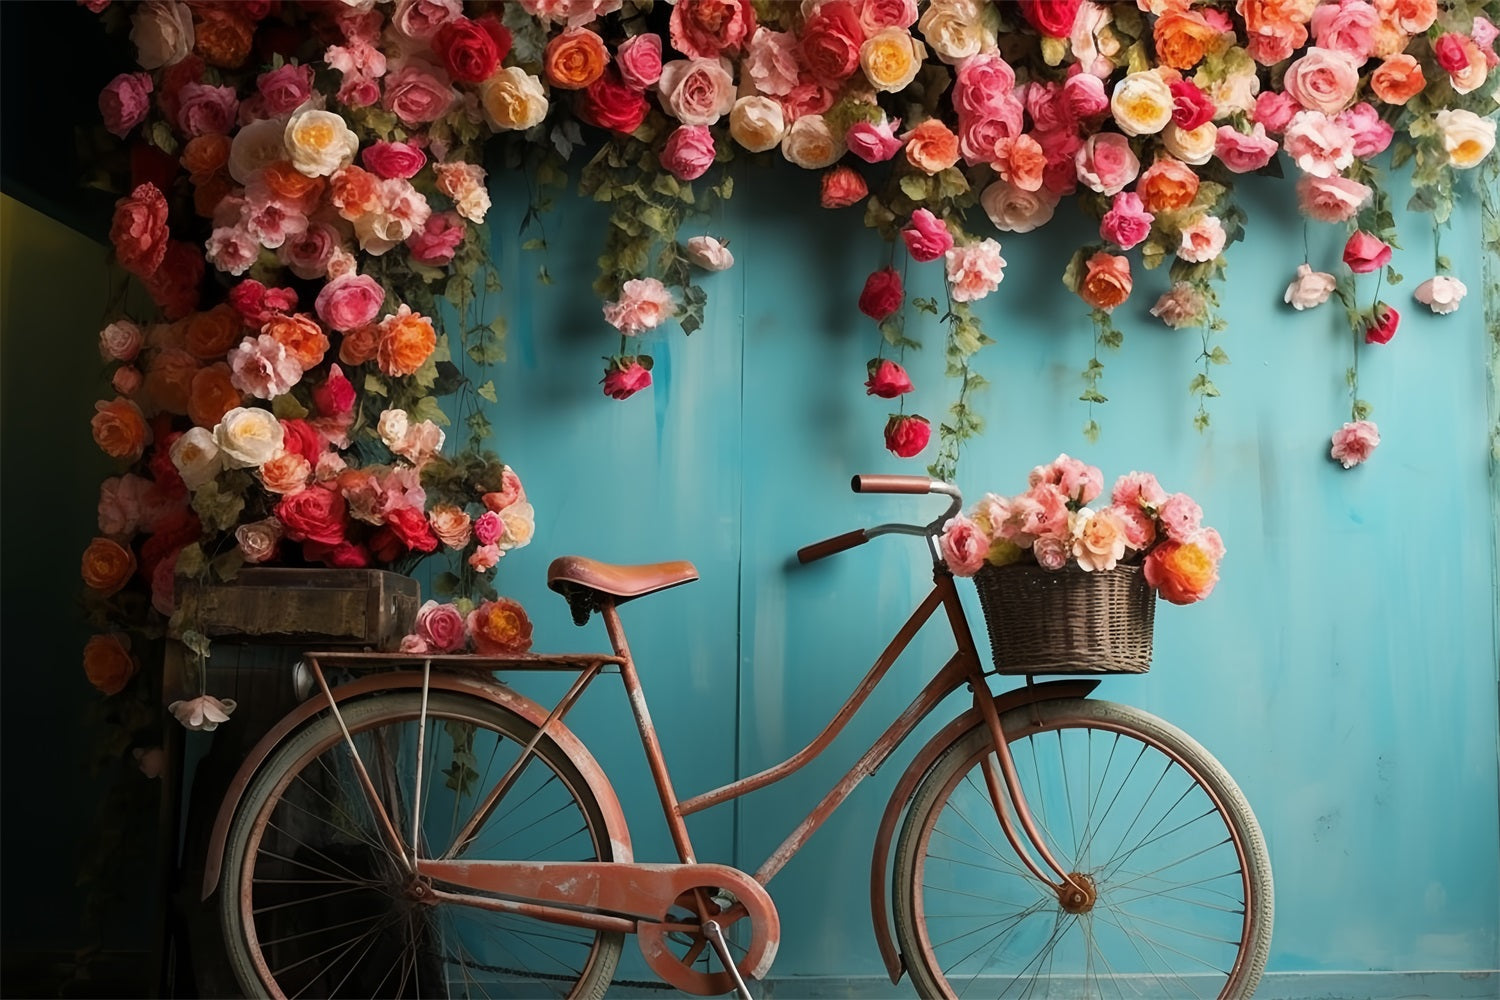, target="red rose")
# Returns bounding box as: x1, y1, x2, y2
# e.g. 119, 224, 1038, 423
303, 540, 373, 568
433, 15, 511, 84
669, 0, 757, 59
276, 485, 349, 546
229, 279, 298, 328
279, 418, 324, 463
820, 165, 868, 208
602, 356, 653, 400
1342, 230, 1391, 274
368, 526, 403, 564
1364, 302, 1400, 345
110, 183, 170, 278
883, 413, 931, 458
580, 68, 650, 136
798, 0, 865, 86
1433, 33, 1472, 74
1018, 0, 1083, 37
312, 364, 356, 418
361, 139, 427, 180
858, 267, 905, 320
386, 506, 439, 553
143, 240, 205, 320
1169, 80, 1215, 130
865, 359, 914, 398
